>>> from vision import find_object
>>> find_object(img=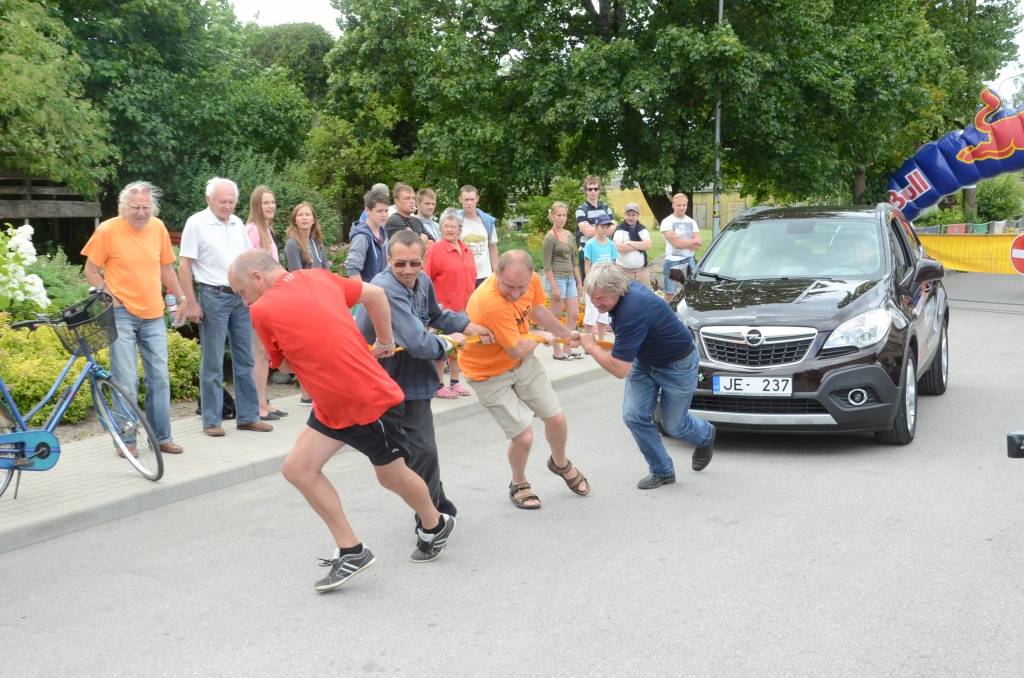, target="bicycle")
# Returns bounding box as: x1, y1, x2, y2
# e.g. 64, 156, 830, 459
0, 290, 163, 498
